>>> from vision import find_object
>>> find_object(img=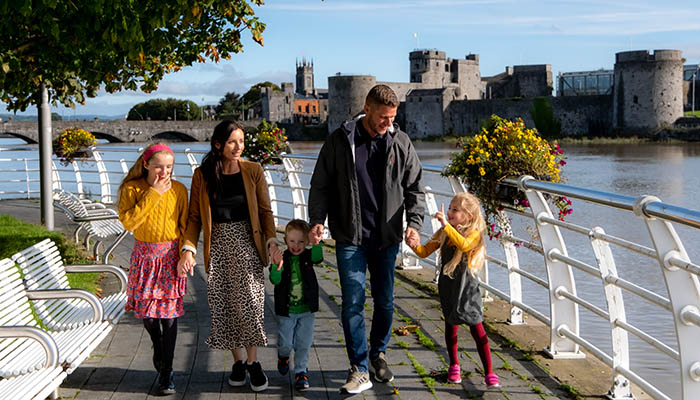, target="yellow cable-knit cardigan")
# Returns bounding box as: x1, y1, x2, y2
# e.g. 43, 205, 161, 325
182, 159, 276, 273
